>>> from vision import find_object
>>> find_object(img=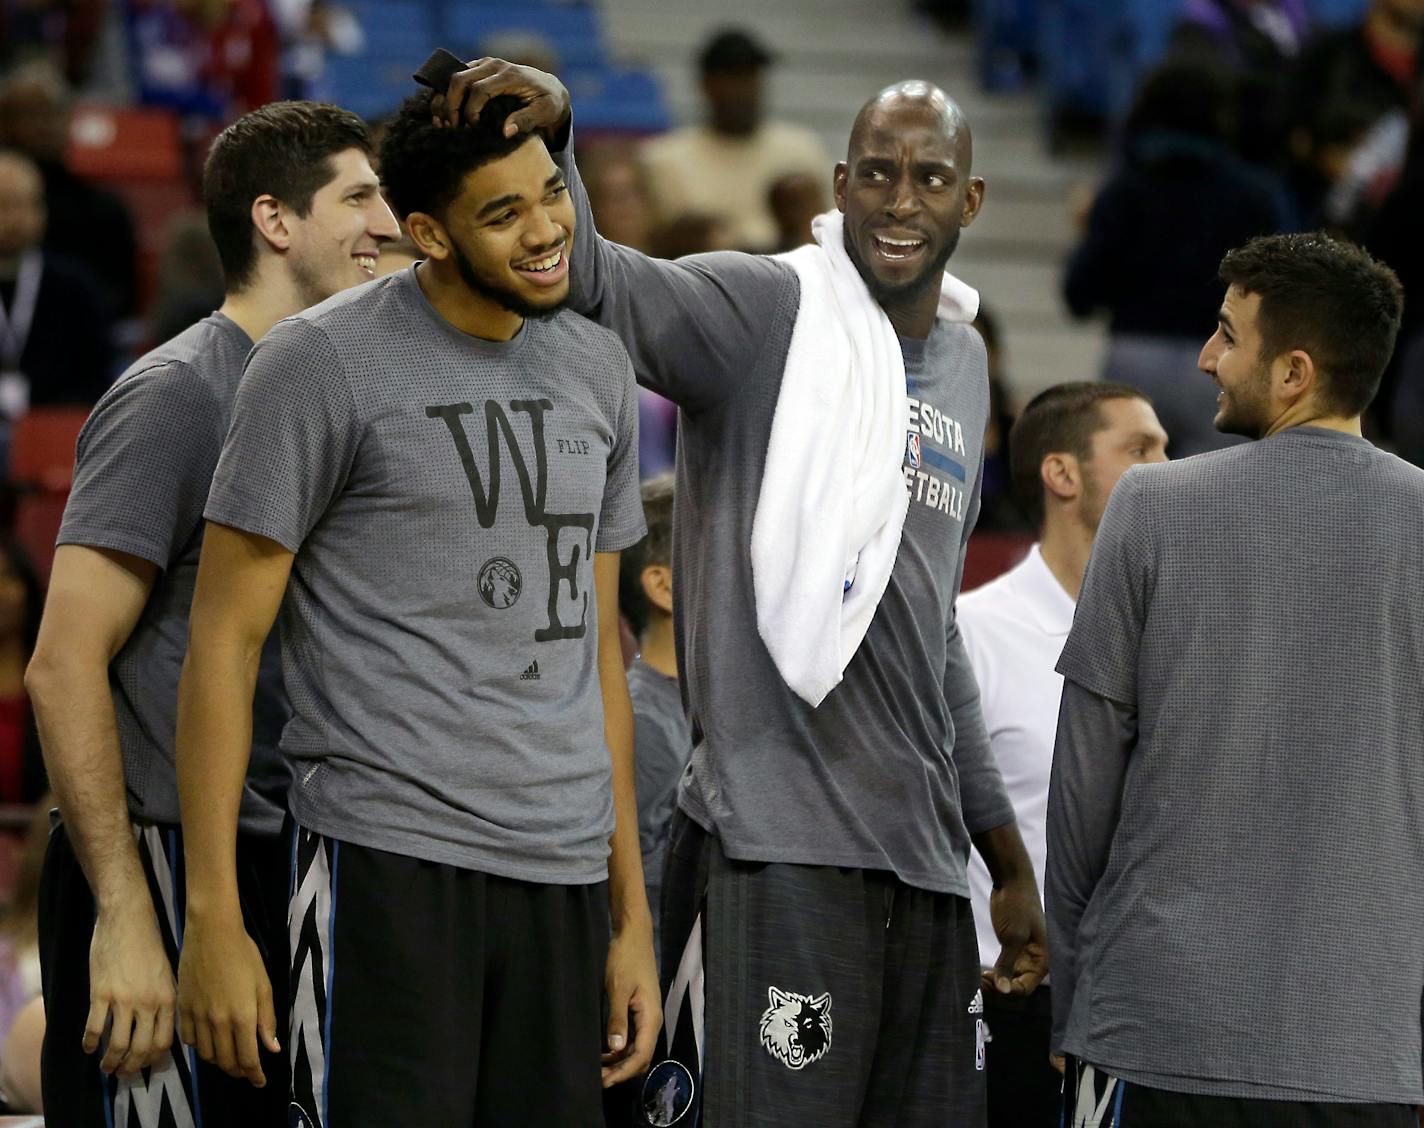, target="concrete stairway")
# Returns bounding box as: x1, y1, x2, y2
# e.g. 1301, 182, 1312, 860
596, 0, 1109, 404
